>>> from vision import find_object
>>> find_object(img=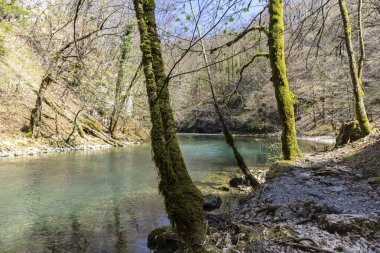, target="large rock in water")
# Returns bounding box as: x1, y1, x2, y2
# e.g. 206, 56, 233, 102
203, 194, 222, 211
147, 226, 178, 253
